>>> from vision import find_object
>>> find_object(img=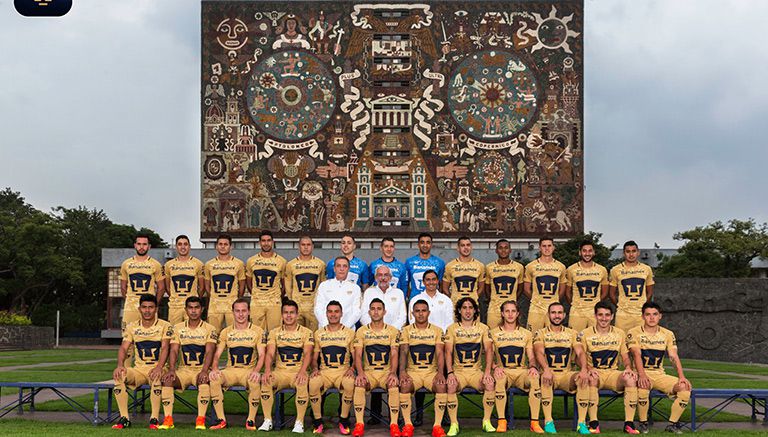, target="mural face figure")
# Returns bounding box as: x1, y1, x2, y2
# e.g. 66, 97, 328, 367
538, 19, 566, 47
216, 18, 248, 51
